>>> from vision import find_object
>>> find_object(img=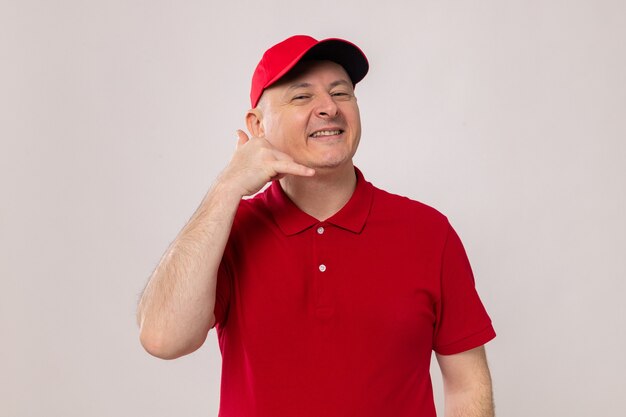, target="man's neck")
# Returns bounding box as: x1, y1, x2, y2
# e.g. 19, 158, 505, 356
279, 162, 357, 221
